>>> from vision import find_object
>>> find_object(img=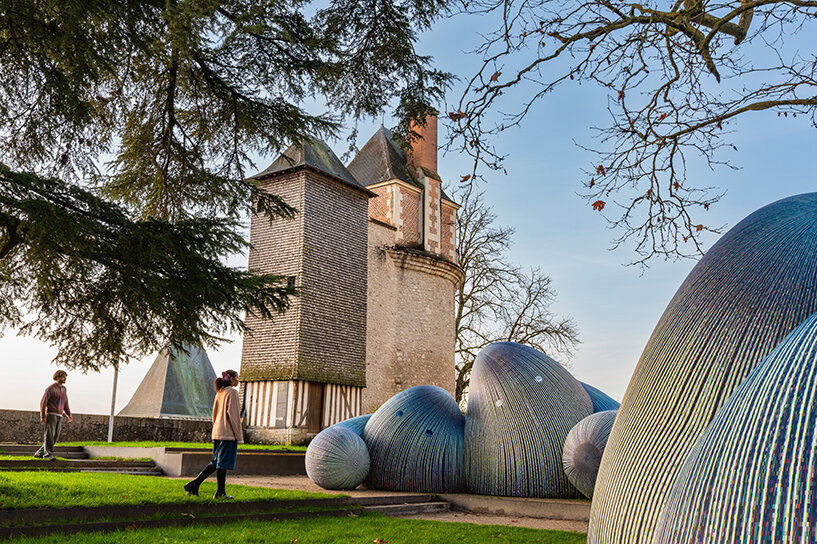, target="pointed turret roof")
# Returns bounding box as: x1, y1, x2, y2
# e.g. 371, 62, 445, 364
347, 127, 421, 189
117, 344, 217, 418
348, 127, 453, 201
253, 139, 372, 194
